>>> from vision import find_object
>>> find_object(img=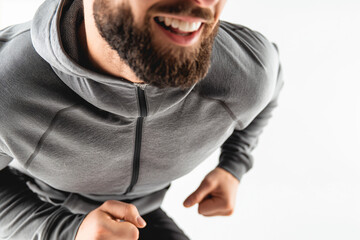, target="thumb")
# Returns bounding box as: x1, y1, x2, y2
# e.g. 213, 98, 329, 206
183, 180, 214, 208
